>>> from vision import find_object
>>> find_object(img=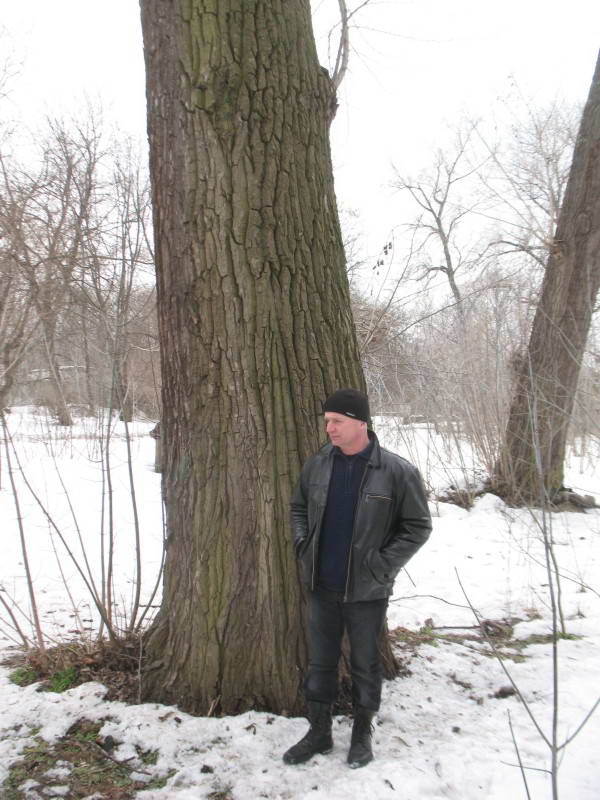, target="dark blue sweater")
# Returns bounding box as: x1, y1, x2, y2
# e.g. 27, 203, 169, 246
317, 440, 373, 592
